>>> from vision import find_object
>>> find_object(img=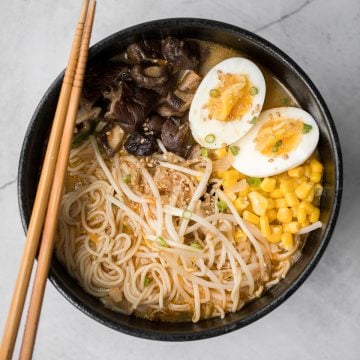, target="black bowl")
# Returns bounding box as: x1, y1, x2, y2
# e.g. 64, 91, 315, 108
18, 18, 342, 341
